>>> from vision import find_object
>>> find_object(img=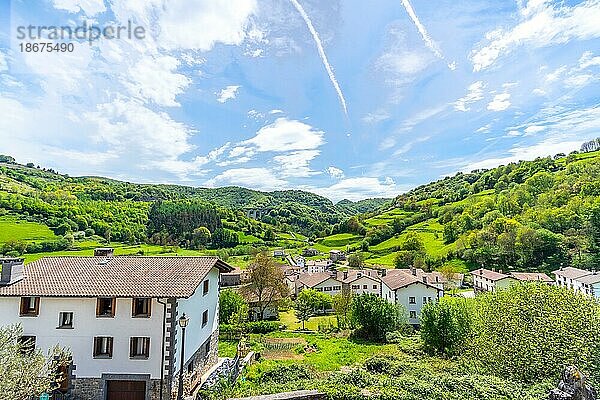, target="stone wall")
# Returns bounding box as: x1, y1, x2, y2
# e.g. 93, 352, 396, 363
71, 378, 102, 400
